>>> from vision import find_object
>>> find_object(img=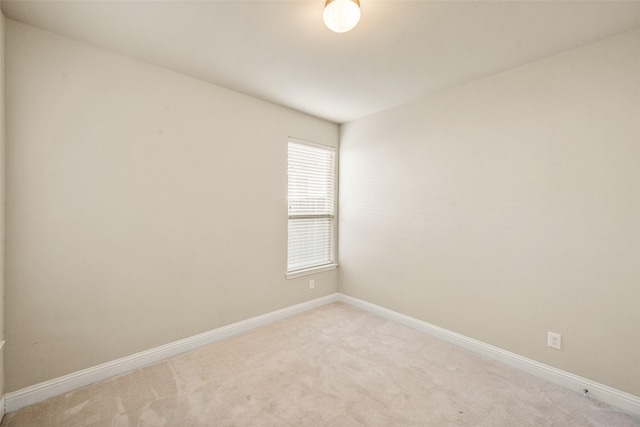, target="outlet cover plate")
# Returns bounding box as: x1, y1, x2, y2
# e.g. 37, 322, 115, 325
547, 332, 562, 350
